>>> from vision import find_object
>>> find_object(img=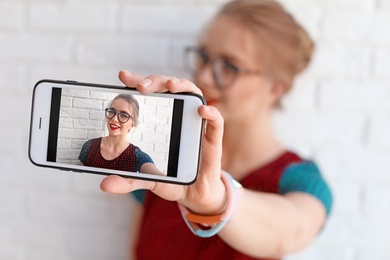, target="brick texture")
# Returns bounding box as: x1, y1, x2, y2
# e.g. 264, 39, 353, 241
1, 0, 389, 259
56, 89, 172, 171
